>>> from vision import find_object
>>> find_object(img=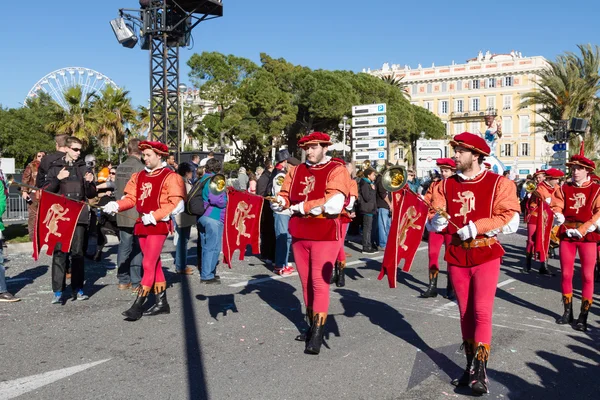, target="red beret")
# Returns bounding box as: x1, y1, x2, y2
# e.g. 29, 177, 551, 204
532, 169, 546, 177
566, 154, 595, 171
298, 132, 333, 148
139, 141, 169, 156
450, 132, 491, 156
545, 168, 565, 178
436, 158, 456, 170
